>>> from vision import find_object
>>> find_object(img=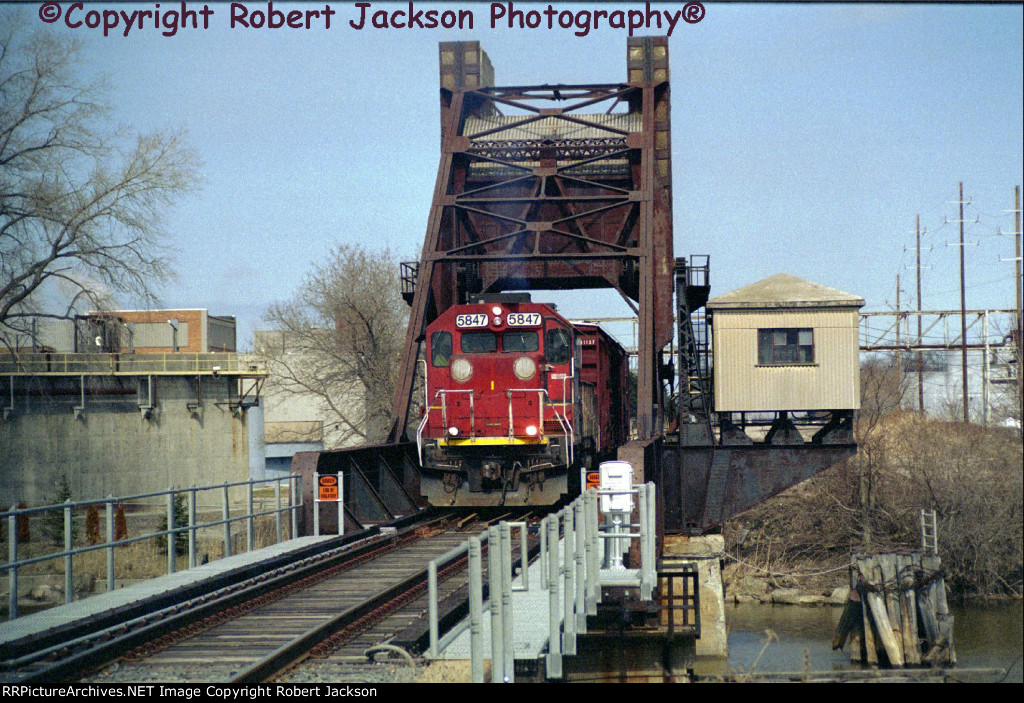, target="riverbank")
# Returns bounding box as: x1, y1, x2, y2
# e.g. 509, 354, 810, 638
722, 557, 1024, 607
722, 560, 850, 607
